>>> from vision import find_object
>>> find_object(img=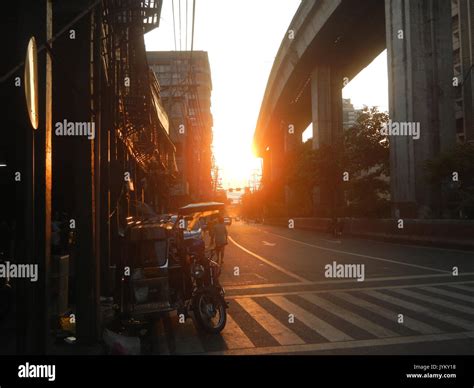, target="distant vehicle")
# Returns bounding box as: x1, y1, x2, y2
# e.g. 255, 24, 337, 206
223, 216, 232, 226
160, 214, 178, 231
184, 217, 203, 240
161, 214, 204, 240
